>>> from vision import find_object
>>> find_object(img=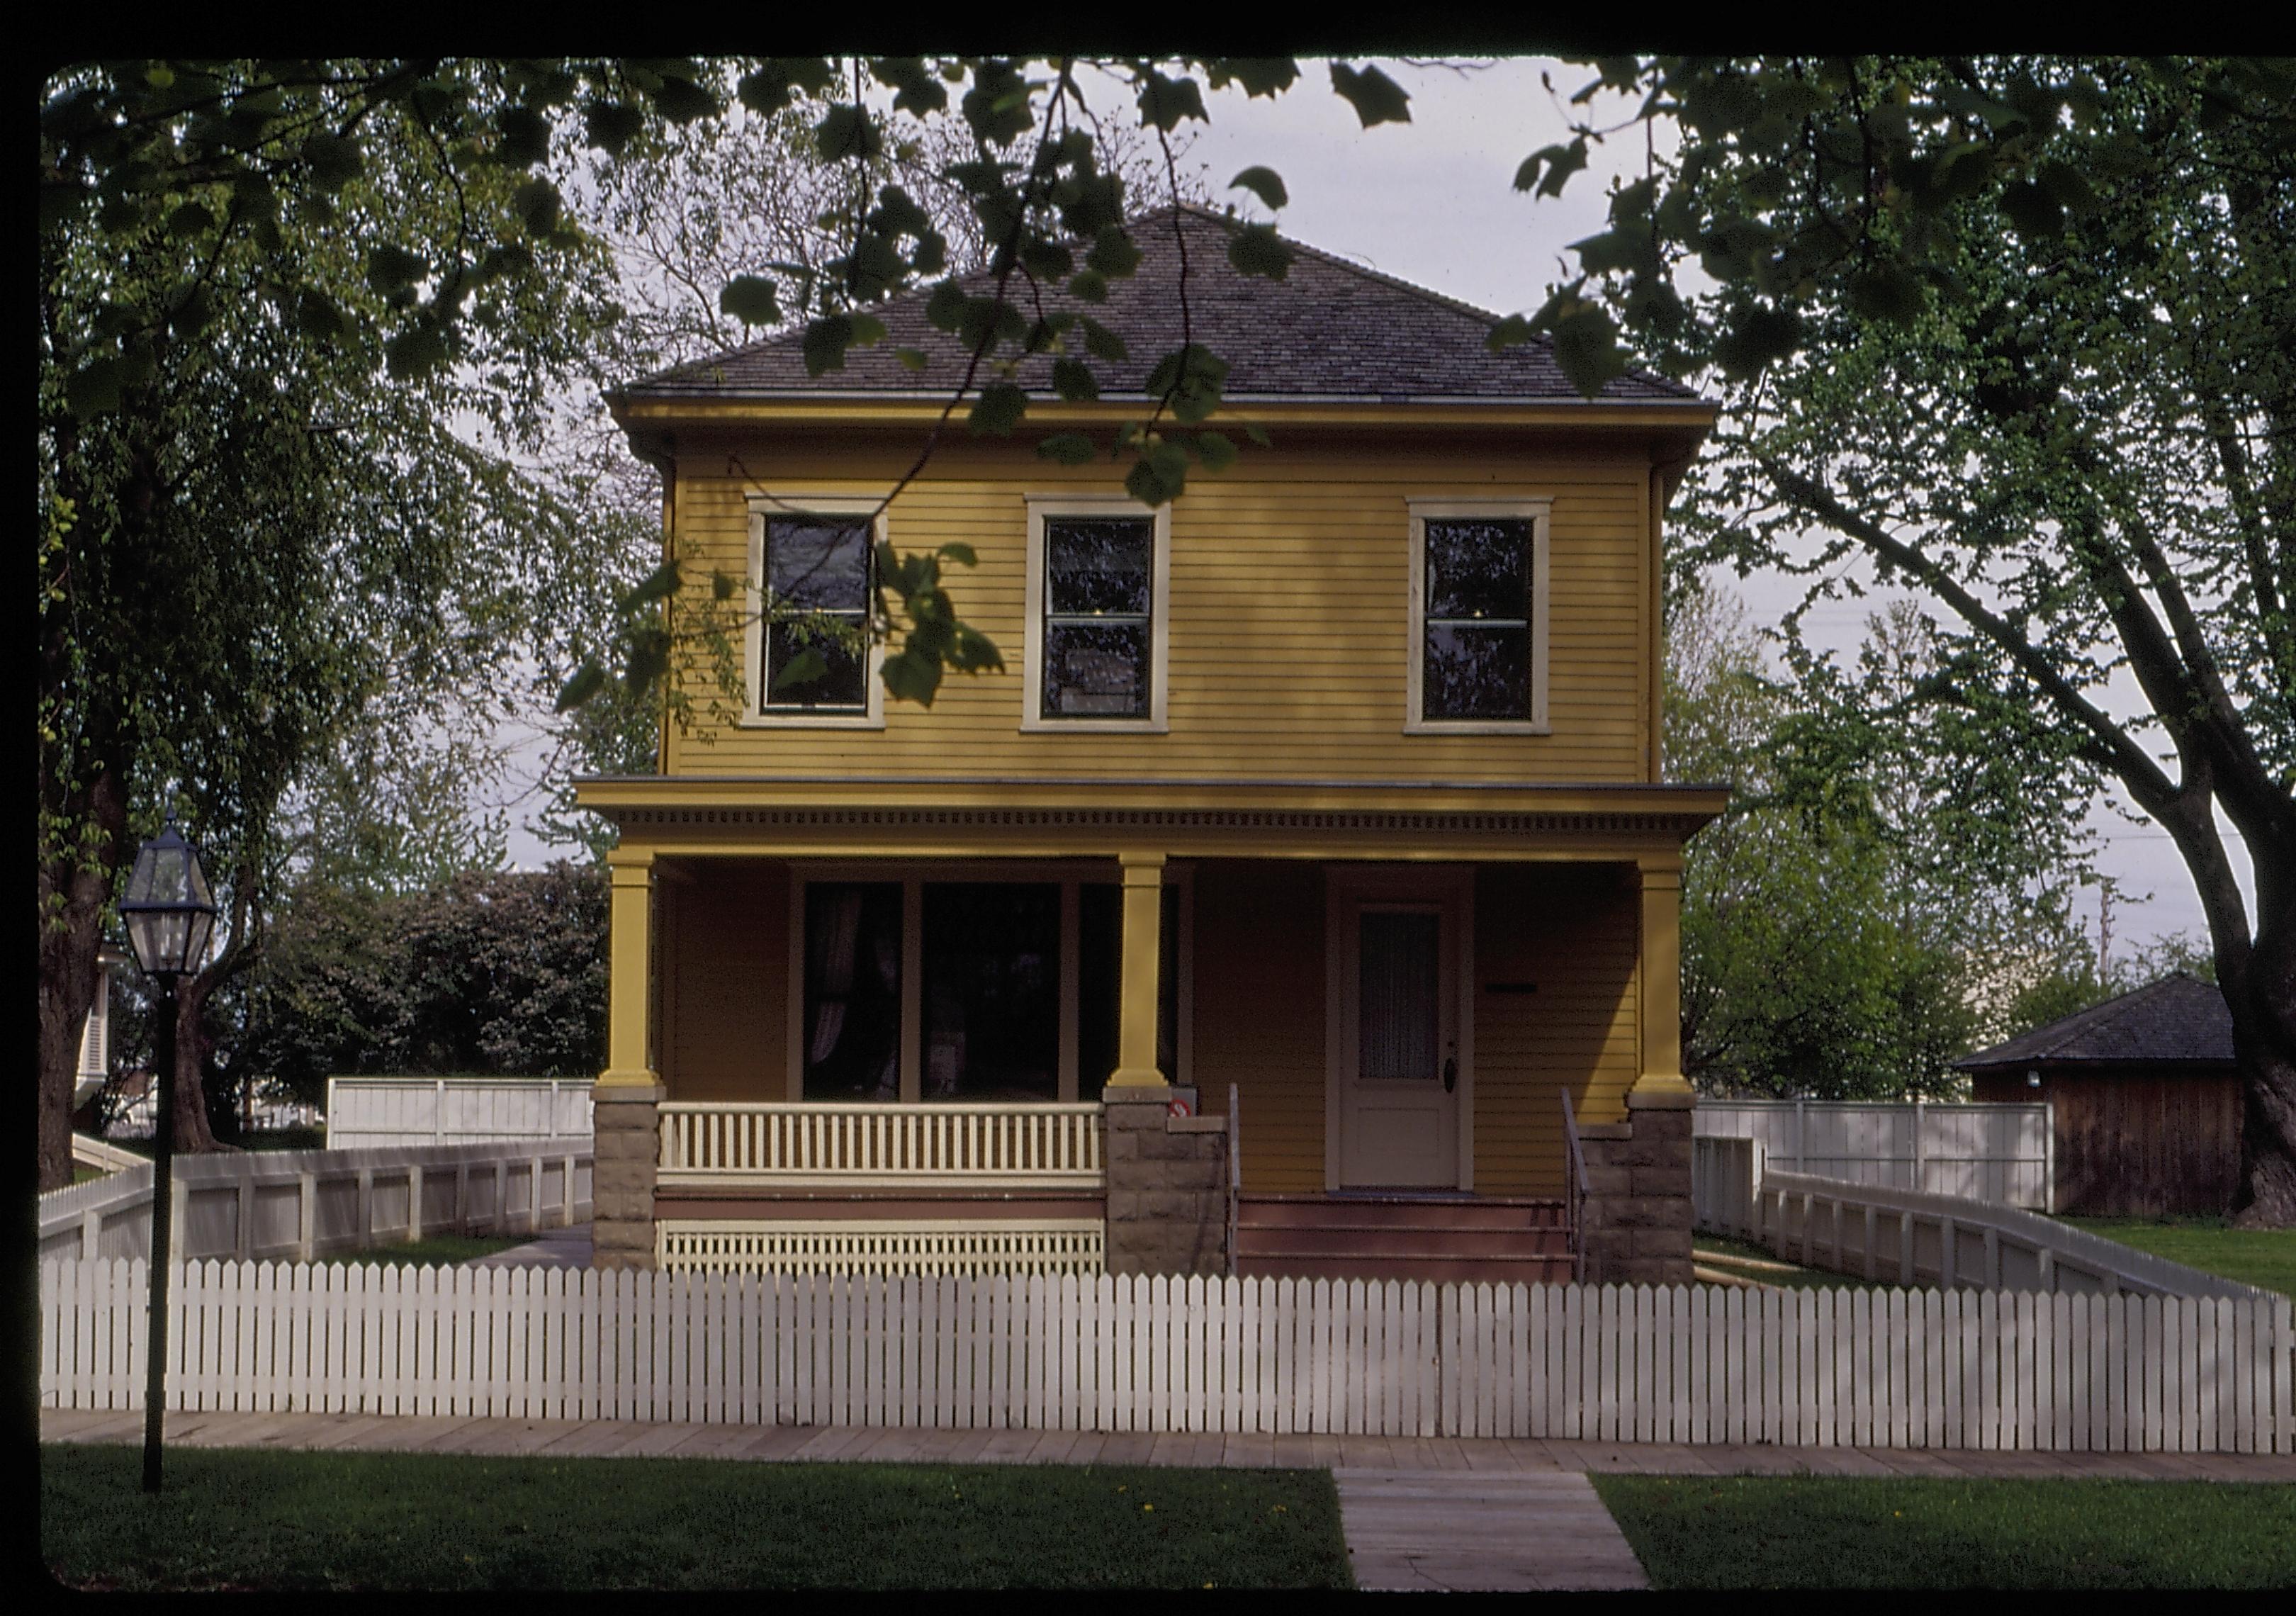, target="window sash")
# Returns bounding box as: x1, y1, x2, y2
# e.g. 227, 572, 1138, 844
1040, 518, 1154, 721
763, 516, 872, 712
1419, 517, 1535, 723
